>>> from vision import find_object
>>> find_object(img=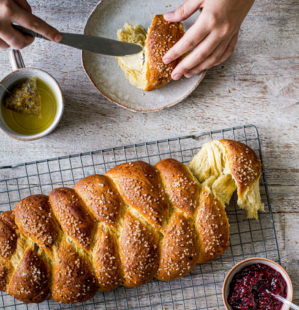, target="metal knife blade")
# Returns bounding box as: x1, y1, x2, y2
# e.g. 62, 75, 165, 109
59, 33, 142, 56
13, 25, 143, 56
